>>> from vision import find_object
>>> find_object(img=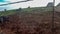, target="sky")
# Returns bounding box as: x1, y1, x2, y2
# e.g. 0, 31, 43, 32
0, 0, 59, 11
